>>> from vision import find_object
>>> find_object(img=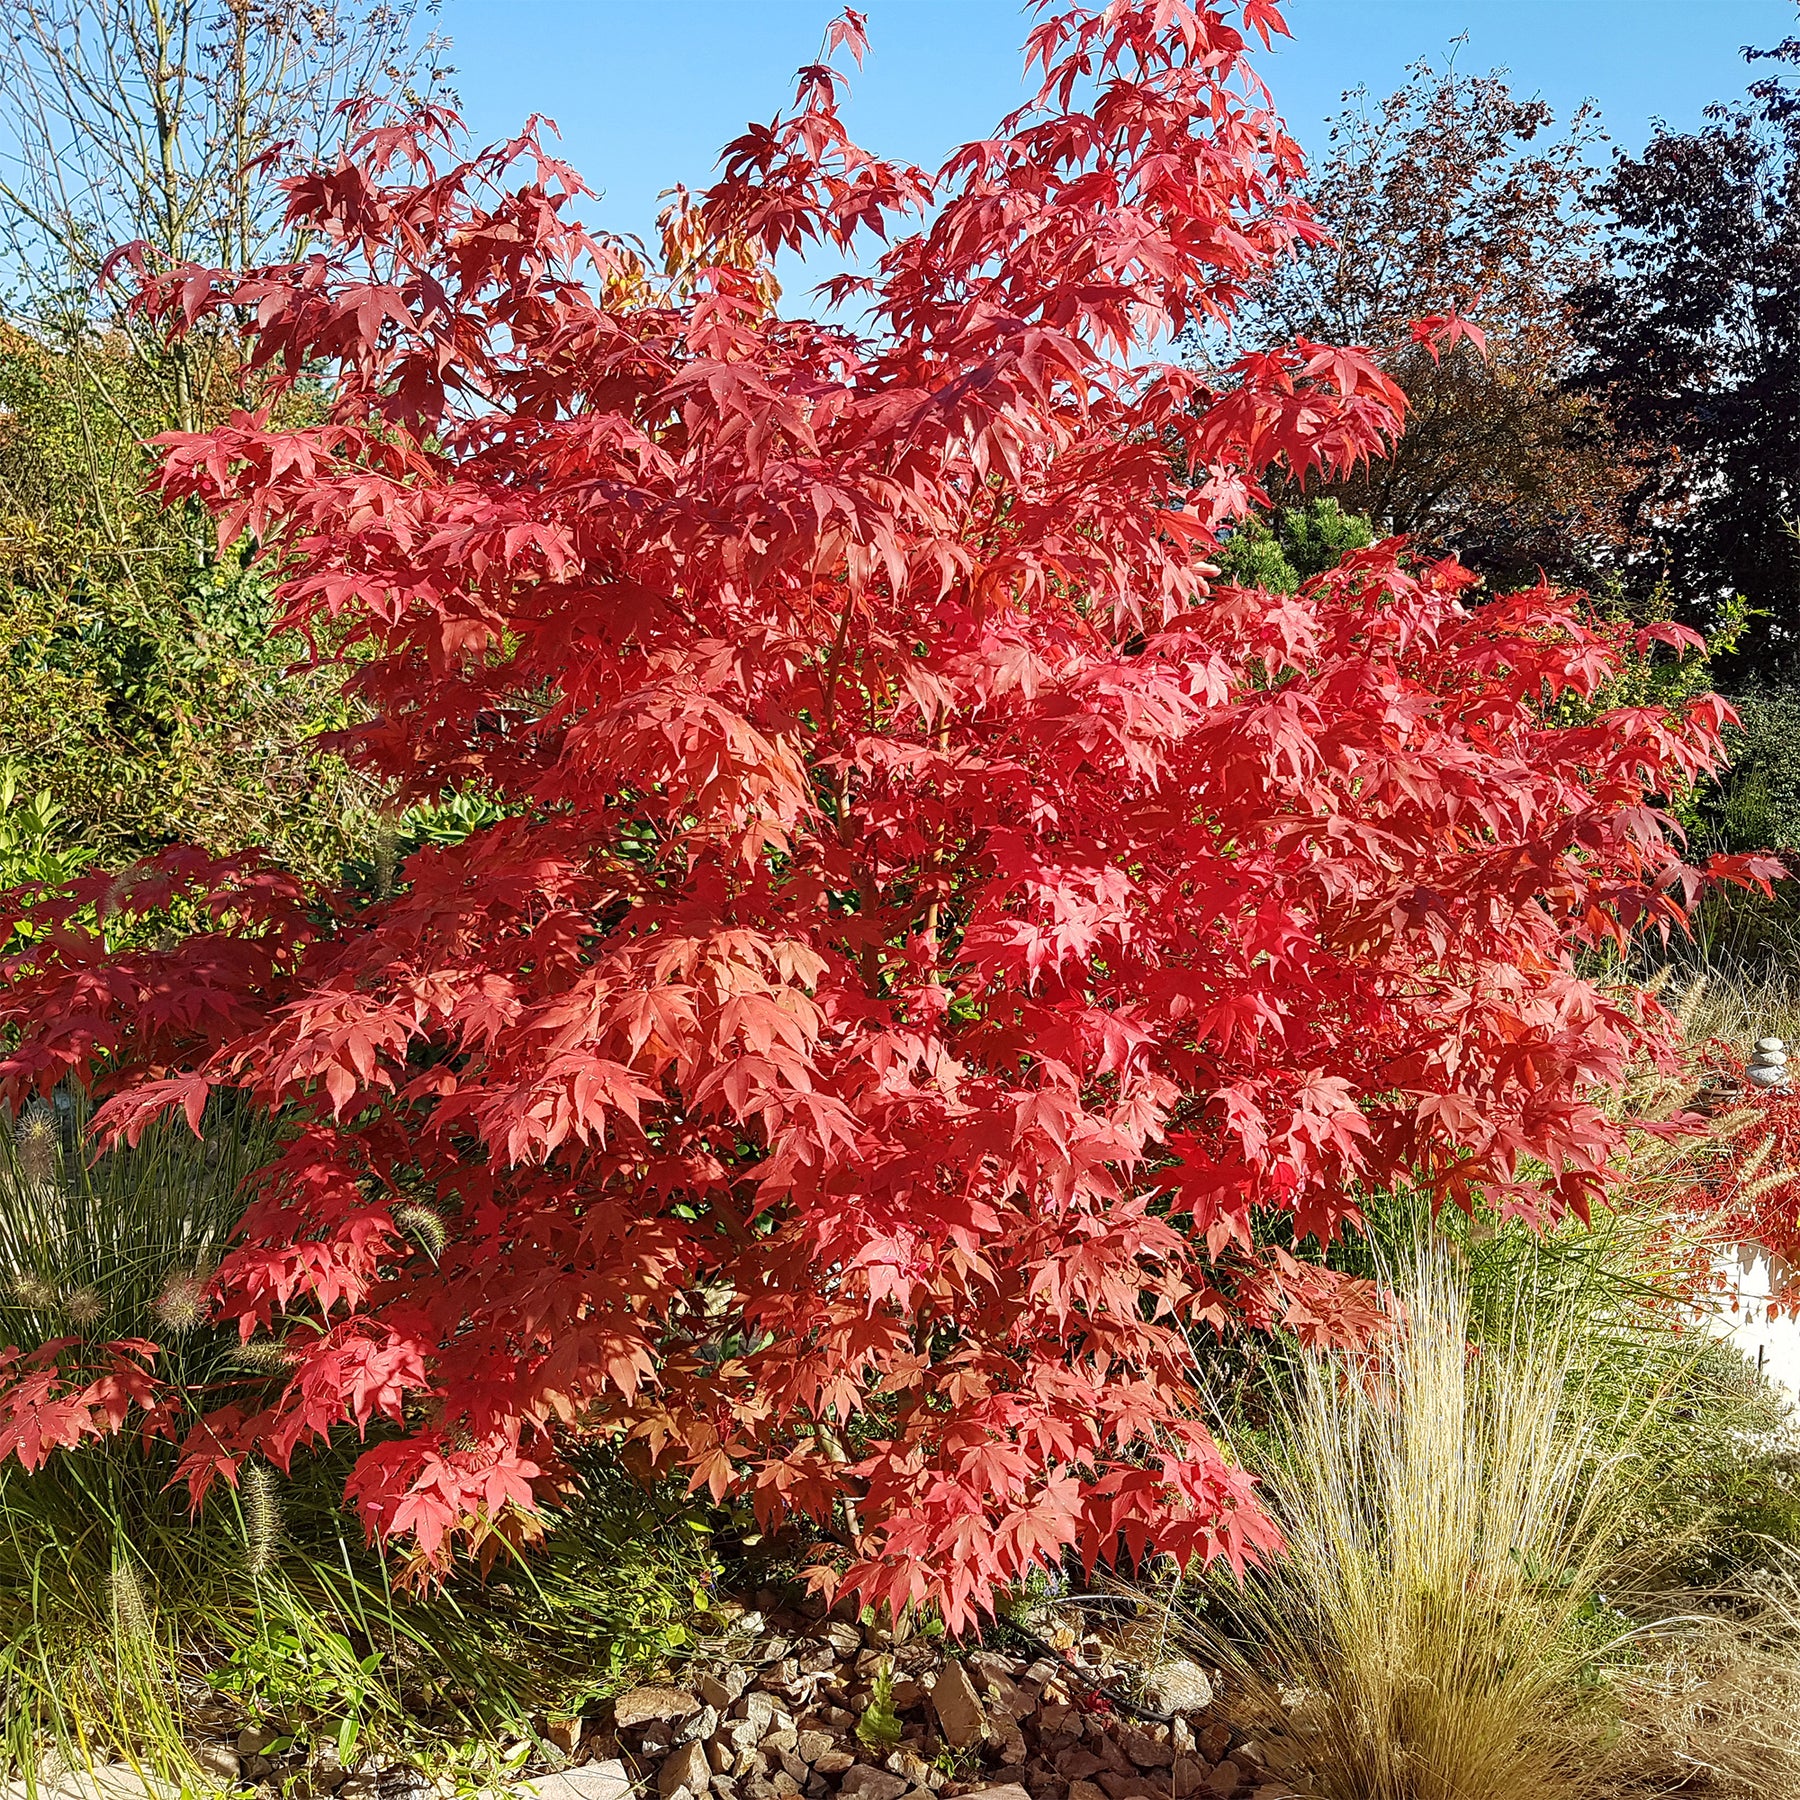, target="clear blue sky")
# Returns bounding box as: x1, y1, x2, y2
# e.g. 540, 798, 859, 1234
440, 0, 1795, 264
